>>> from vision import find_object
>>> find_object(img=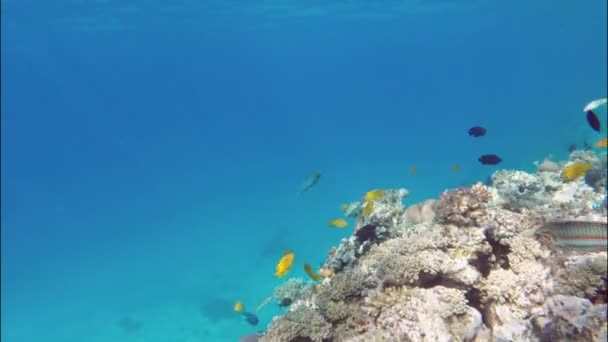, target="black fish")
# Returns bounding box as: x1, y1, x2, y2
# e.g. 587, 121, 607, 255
242, 312, 259, 326
468, 126, 486, 137
567, 144, 577, 153
587, 110, 601, 132
356, 224, 378, 243
279, 298, 292, 307
478, 154, 502, 165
